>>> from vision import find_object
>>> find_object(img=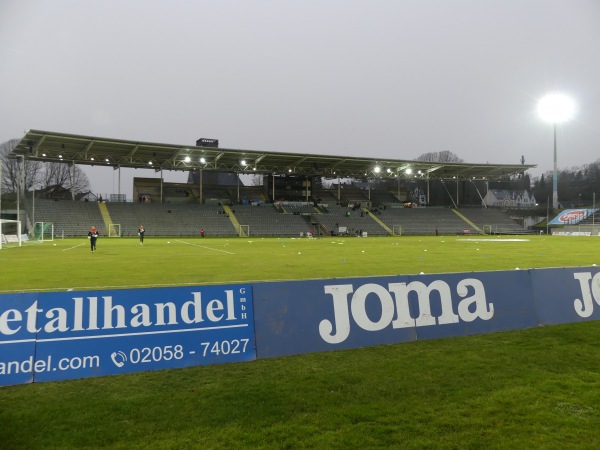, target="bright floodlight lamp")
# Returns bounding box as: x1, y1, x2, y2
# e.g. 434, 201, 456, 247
537, 92, 575, 209
184, 156, 191, 163
374, 166, 381, 174
405, 168, 412, 175
537, 93, 575, 123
